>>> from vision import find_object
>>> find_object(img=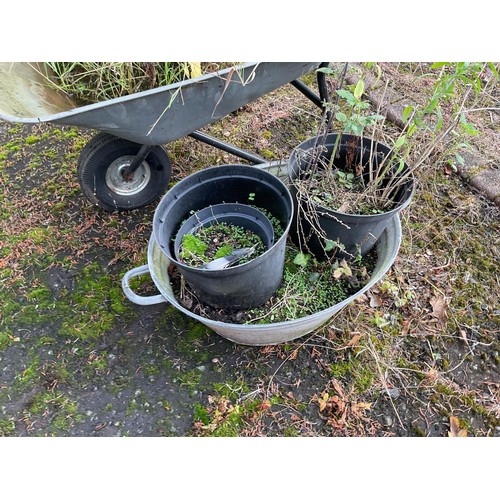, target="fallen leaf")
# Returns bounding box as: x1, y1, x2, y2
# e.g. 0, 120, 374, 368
430, 294, 448, 323
353, 402, 372, 413
333, 267, 344, 279
400, 319, 411, 335
369, 293, 382, 308
448, 415, 467, 437
347, 333, 362, 347
318, 392, 329, 412
331, 378, 345, 399
257, 400, 272, 411
459, 329, 470, 346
